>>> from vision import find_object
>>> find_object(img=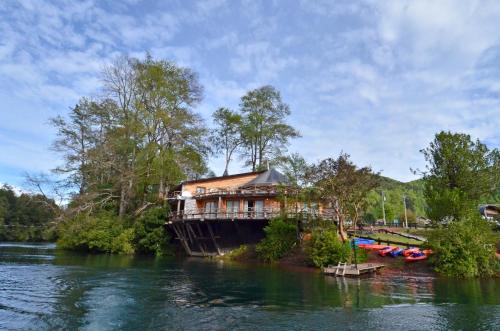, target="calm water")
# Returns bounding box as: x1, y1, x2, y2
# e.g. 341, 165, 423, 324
0, 243, 498, 331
